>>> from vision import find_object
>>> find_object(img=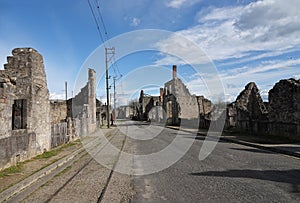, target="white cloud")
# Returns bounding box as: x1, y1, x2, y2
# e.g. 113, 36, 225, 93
166, 0, 201, 9
154, 0, 300, 103
184, 57, 300, 103
158, 0, 300, 62
293, 74, 300, 80
130, 17, 141, 27
154, 33, 211, 65
221, 58, 300, 80
49, 92, 65, 100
